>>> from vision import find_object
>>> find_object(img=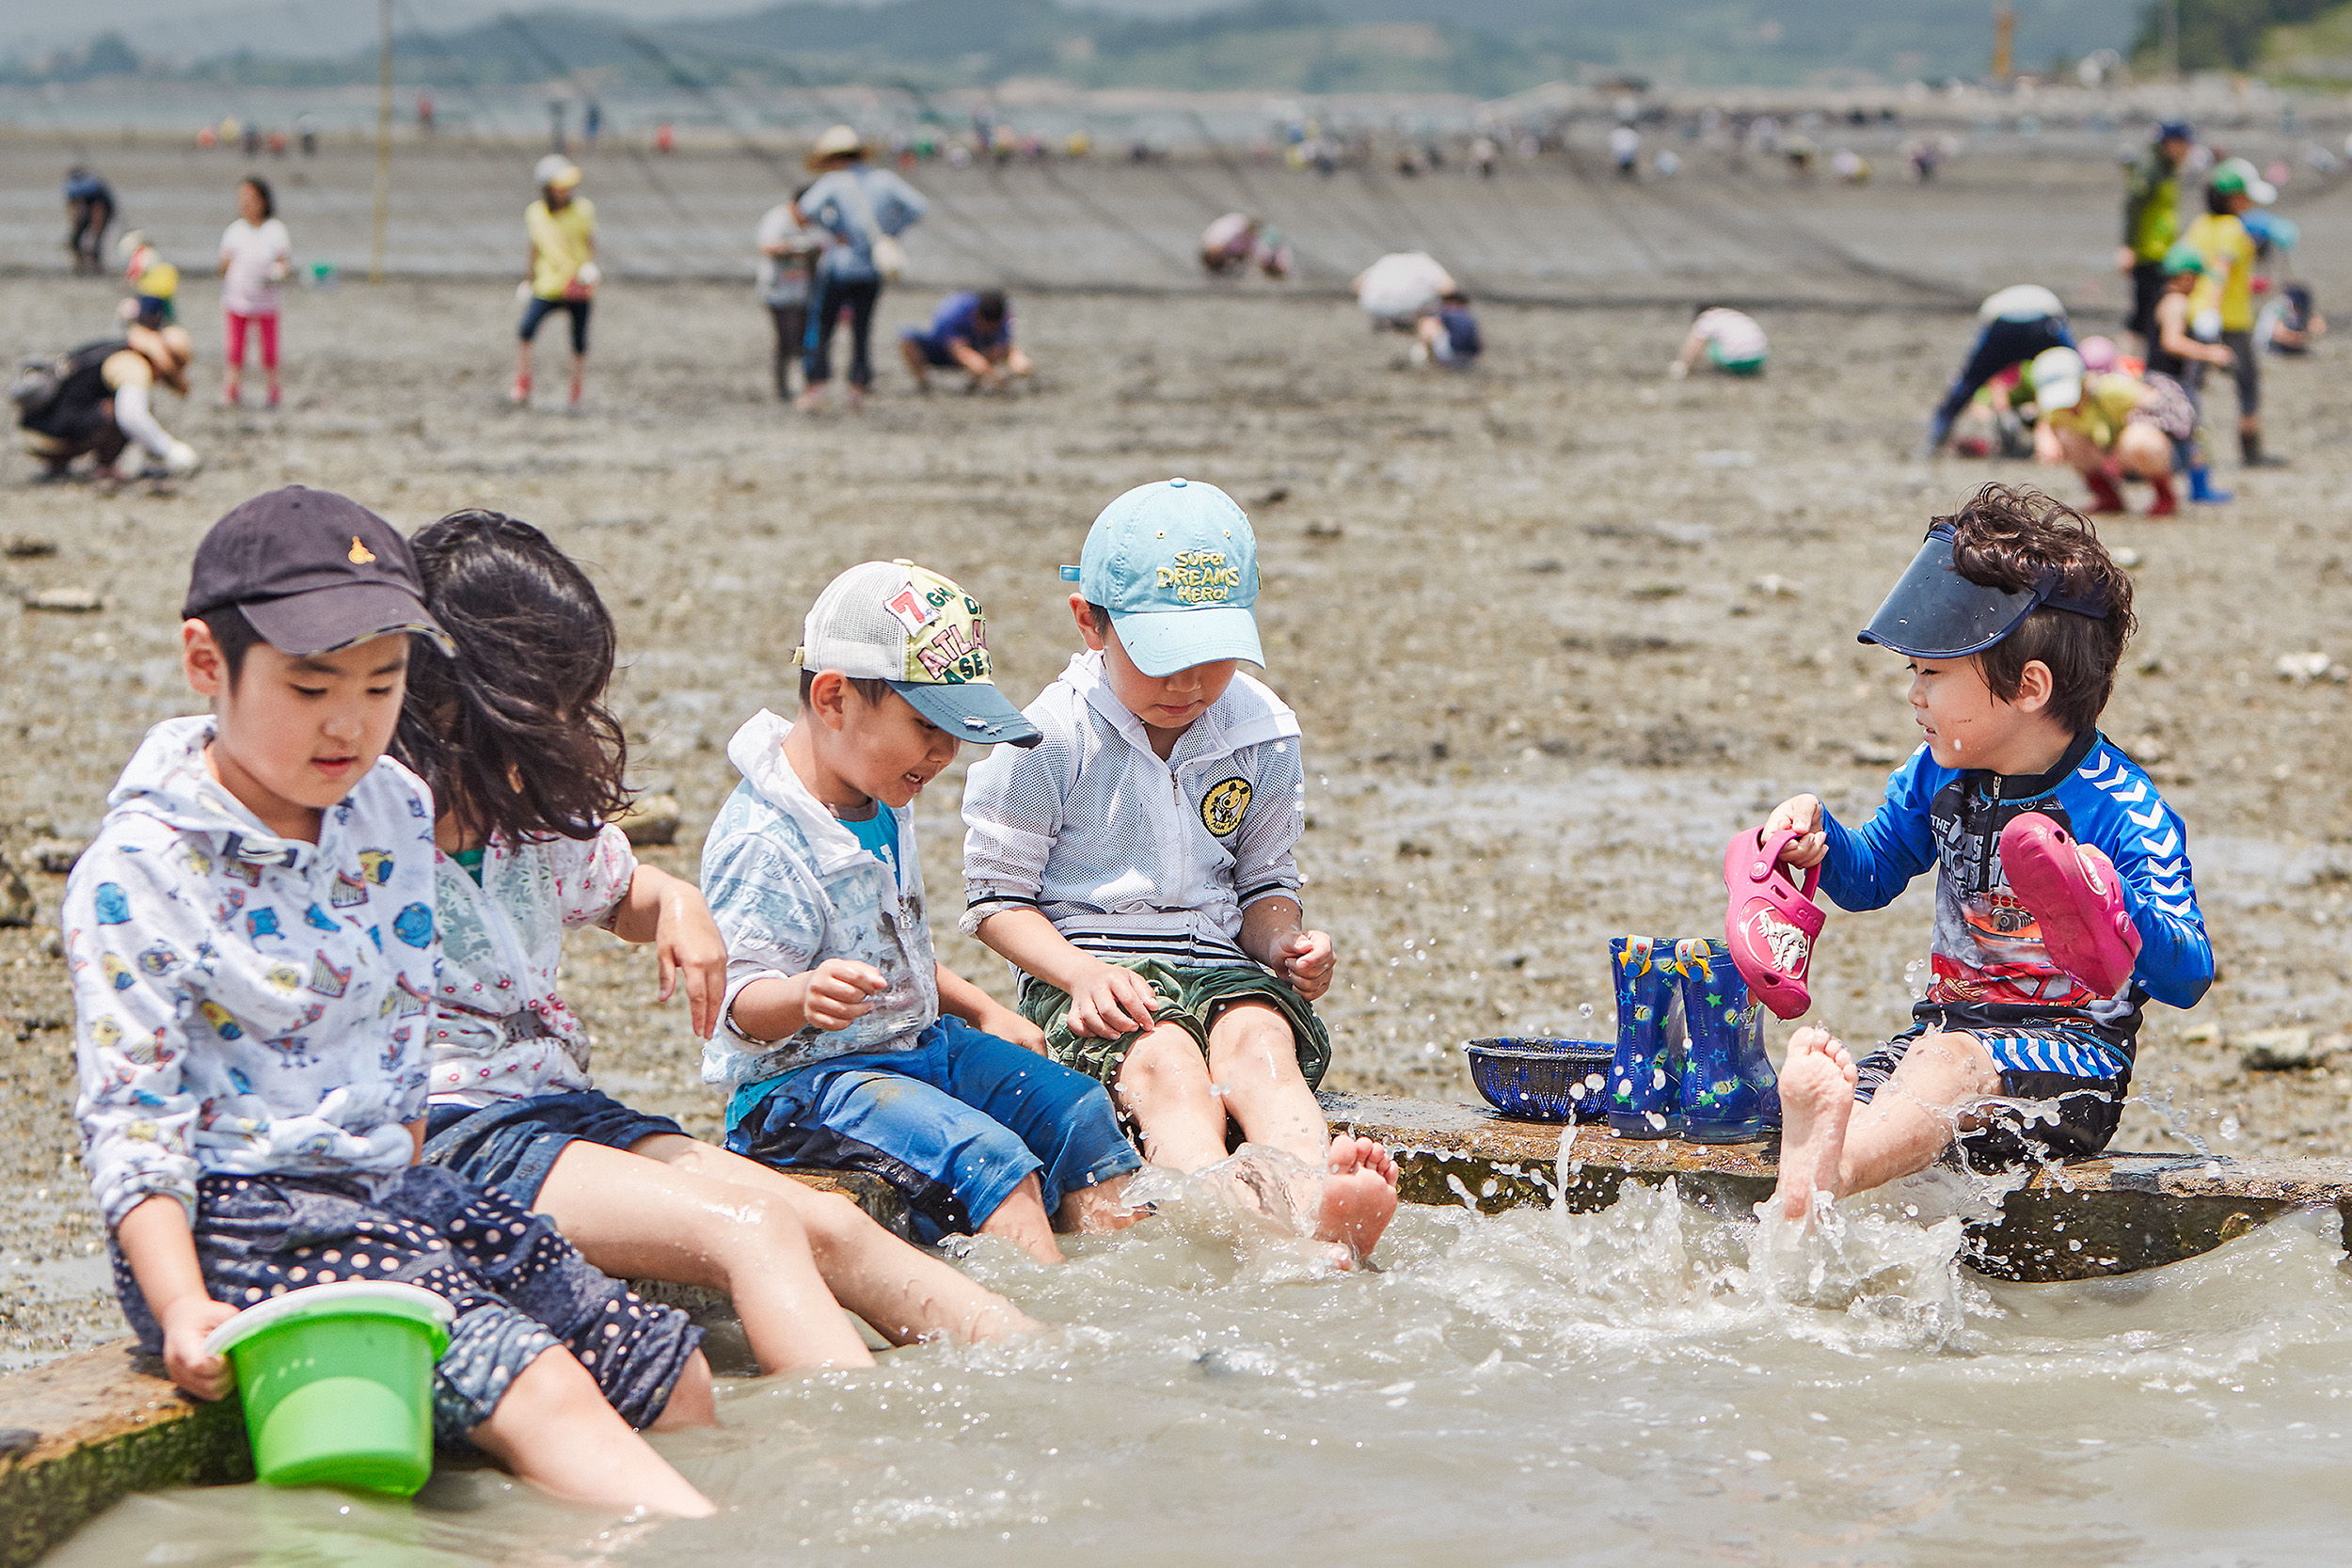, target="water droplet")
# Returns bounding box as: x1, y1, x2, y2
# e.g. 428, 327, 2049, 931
2218, 1116, 2240, 1140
